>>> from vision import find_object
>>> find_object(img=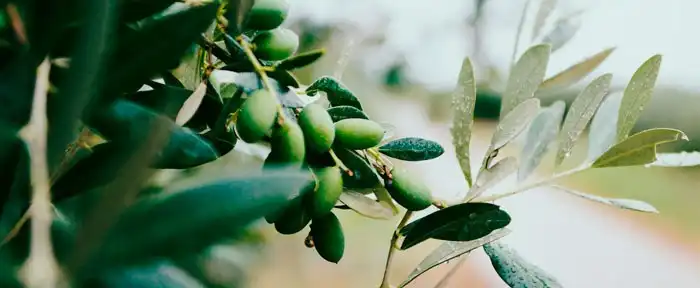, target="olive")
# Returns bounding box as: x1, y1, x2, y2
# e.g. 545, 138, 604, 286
385, 168, 433, 211
266, 120, 306, 167
252, 28, 299, 61
298, 103, 335, 153
274, 198, 312, 235
235, 90, 278, 143
244, 0, 290, 31
310, 212, 345, 263
306, 166, 343, 217
333, 119, 384, 150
